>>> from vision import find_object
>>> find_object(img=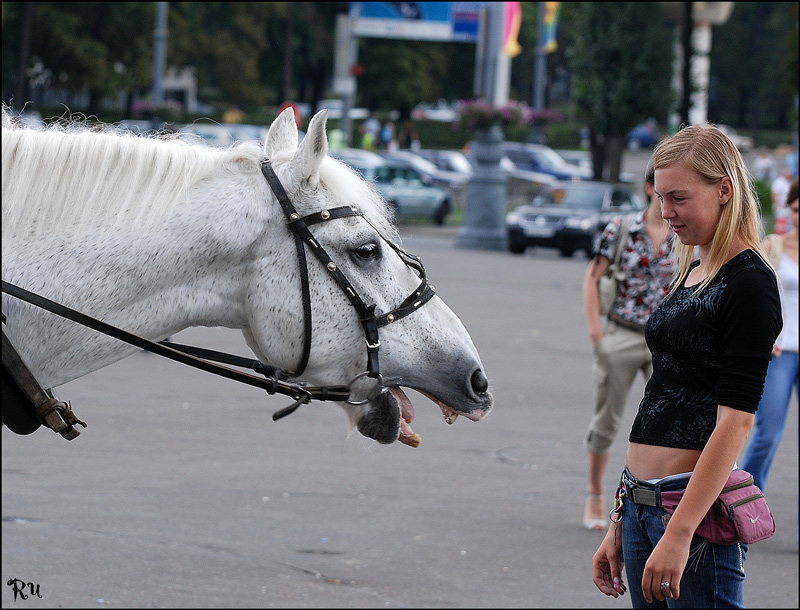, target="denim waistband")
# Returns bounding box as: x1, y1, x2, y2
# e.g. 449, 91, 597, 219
620, 466, 692, 508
